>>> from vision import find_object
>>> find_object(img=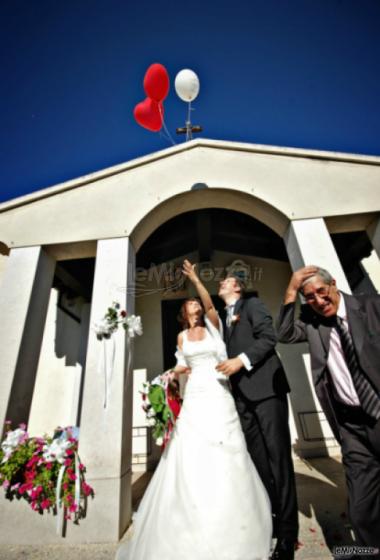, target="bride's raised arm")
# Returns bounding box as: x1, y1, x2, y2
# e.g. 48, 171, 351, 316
182, 259, 219, 330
